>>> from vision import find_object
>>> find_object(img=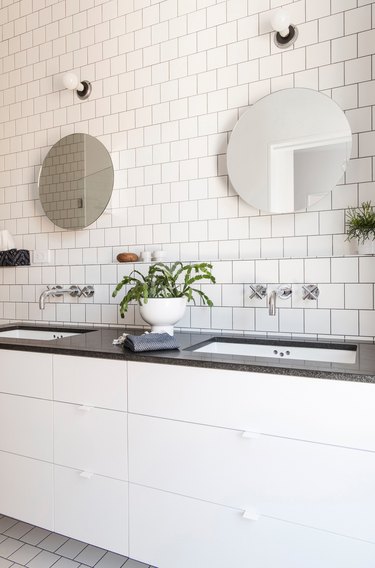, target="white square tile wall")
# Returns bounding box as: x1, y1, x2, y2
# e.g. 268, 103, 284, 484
0, 0, 374, 340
